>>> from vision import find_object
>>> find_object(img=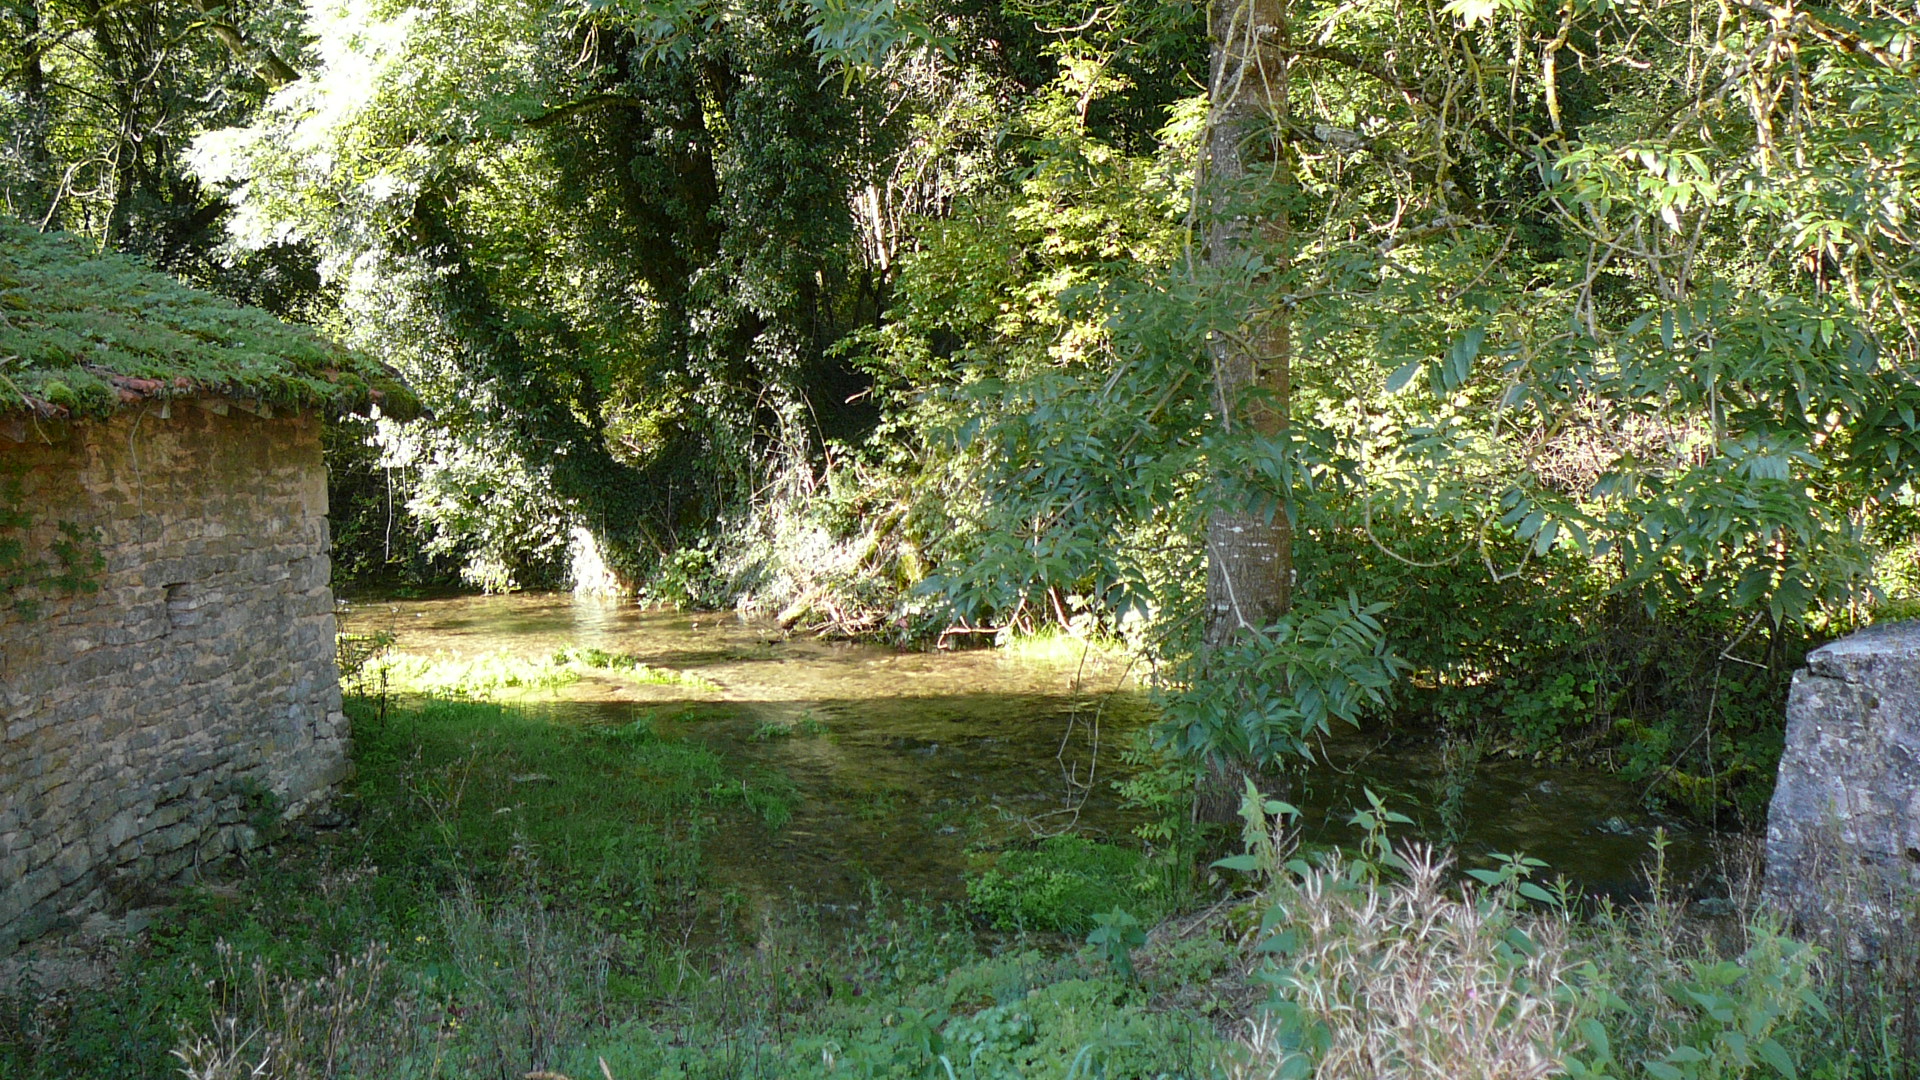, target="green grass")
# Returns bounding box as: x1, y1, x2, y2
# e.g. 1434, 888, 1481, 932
0, 696, 1218, 1080
36, 690, 1912, 1080
998, 625, 1131, 667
